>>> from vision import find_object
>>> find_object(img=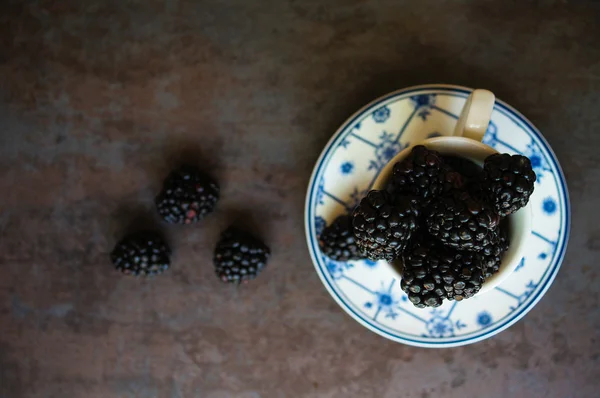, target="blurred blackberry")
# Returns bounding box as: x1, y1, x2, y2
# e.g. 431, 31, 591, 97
482, 154, 536, 217
319, 215, 364, 262
479, 223, 510, 278
156, 165, 219, 224
352, 190, 418, 261
426, 191, 500, 252
401, 240, 486, 307
214, 227, 270, 284
388, 145, 463, 207
111, 232, 171, 276
442, 155, 483, 186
